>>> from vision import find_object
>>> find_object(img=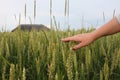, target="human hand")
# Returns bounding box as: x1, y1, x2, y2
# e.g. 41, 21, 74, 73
61, 32, 95, 50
